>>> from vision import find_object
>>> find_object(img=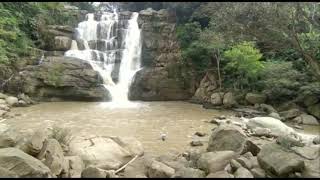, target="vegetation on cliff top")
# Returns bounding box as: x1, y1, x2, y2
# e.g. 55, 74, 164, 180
174, 2, 320, 103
